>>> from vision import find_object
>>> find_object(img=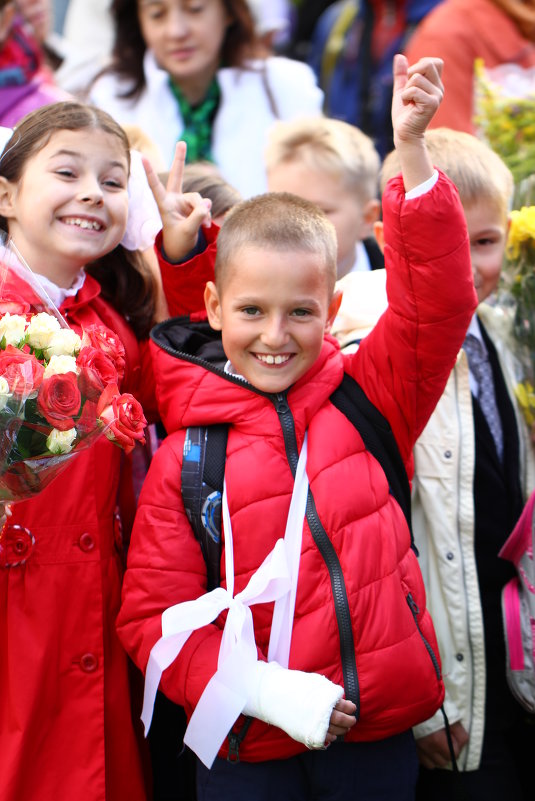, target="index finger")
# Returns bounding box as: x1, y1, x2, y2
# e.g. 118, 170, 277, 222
142, 155, 168, 211
407, 56, 444, 83
166, 141, 187, 194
